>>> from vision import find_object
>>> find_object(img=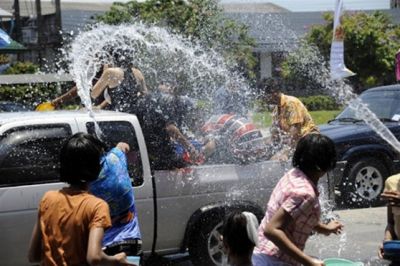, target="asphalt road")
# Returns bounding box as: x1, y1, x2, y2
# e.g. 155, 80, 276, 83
305, 207, 389, 266
166, 207, 392, 266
